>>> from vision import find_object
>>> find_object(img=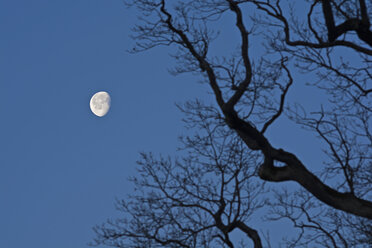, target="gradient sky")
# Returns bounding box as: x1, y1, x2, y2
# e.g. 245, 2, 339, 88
1, 1, 326, 247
